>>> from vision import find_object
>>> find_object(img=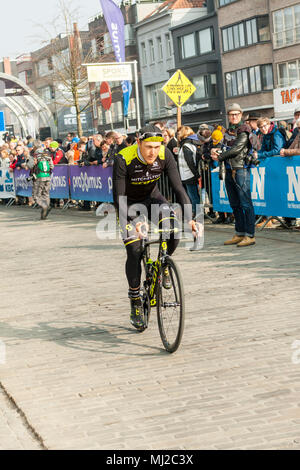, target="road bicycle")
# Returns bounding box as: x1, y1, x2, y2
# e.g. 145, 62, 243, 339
139, 227, 185, 353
